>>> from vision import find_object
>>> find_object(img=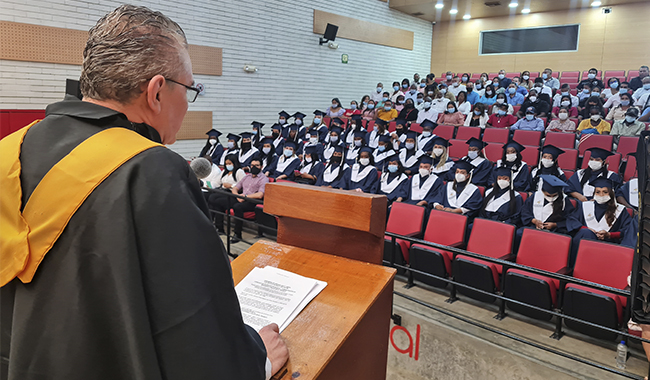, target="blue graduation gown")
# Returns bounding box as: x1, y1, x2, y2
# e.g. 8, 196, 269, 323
348, 163, 379, 193
480, 187, 523, 225
404, 174, 443, 205
434, 181, 483, 219
615, 178, 639, 210
566, 169, 623, 199
398, 148, 424, 174
323, 141, 345, 161
199, 142, 224, 165
218, 148, 240, 166
300, 141, 324, 161
417, 134, 436, 154
270, 155, 301, 180
378, 172, 409, 203
530, 166, 567, 192
373, 149, 397, 171
257, 152, 278, 174
519, 192, 580, 234
238, 147, 259, 168
432, 156, 454, 180
315, 163, 351, 189
462, 156, 493, 187
295, 160, 325, 185
345, 146, 361, 166
489, 160, 532, 192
